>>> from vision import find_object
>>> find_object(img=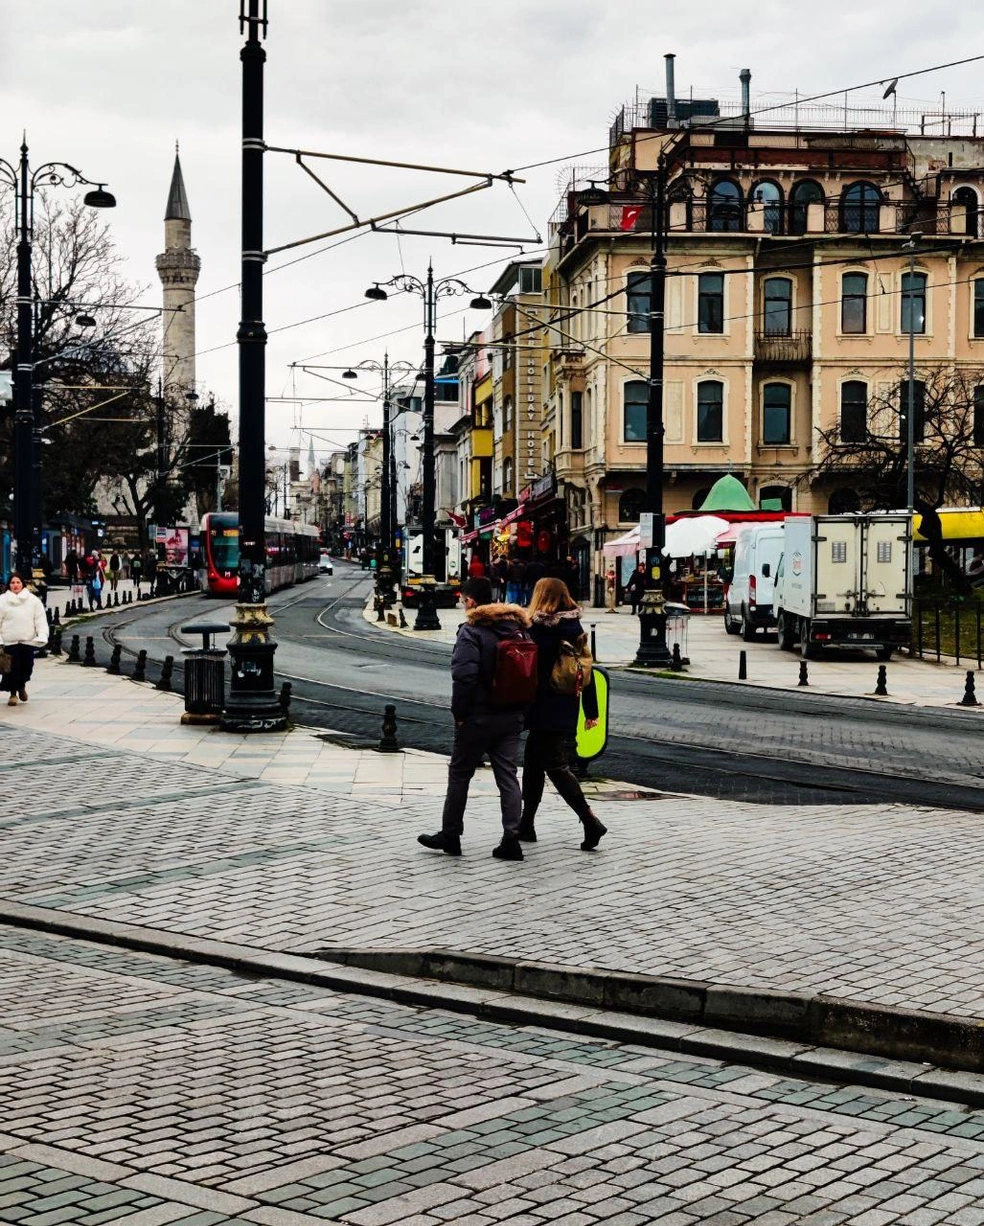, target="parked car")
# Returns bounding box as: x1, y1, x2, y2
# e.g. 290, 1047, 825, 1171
724, 523, 785, 640
318, 551, 334, 575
